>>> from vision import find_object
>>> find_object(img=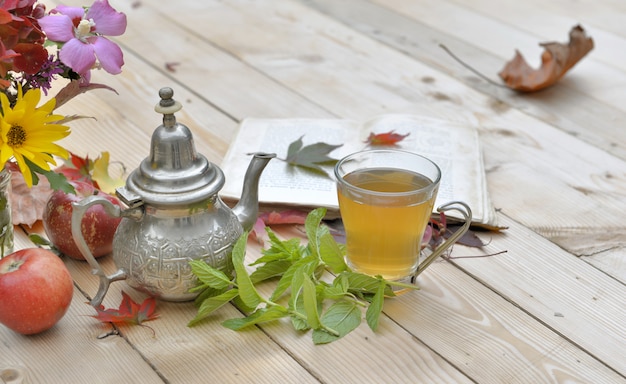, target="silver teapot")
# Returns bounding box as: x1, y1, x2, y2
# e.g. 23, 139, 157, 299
71, 87, 274, 307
